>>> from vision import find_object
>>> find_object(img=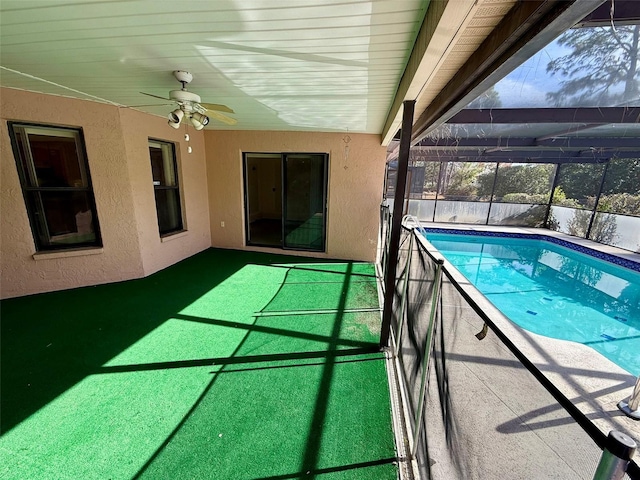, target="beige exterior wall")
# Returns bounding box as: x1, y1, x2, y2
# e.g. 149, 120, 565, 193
118, 108, 211, 276
0, 88, 210, 298
1, 89, 384, 298
204, 130, 386, 262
